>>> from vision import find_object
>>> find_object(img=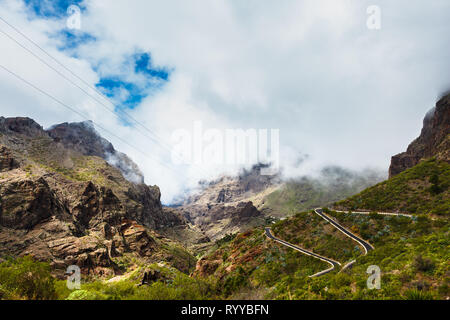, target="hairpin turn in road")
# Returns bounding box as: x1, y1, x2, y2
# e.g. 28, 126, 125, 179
264, 227, 341, 277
